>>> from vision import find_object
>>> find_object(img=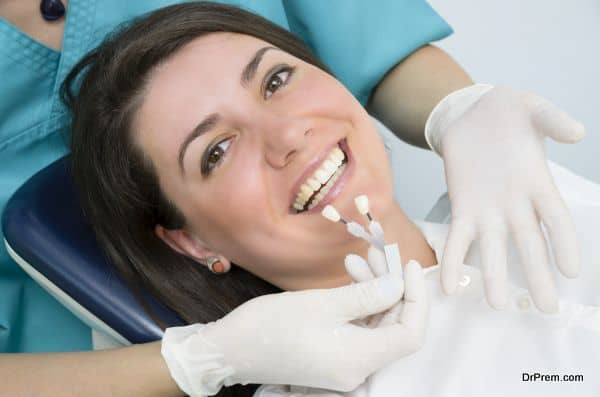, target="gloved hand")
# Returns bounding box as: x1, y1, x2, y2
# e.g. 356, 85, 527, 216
345, 245, 427, 330
161, 270, 428, 396
425, 84, 585, 313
